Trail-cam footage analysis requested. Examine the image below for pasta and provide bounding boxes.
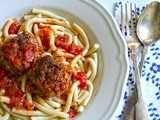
[0,9,99,119]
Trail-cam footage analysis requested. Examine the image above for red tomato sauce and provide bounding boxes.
[0,68,35,110]
[36,23,52,49]
[8,22,21,35]
[76,72,88,90]
[55,35,83,55]
[68,109,77,118]
[39,28,51,49]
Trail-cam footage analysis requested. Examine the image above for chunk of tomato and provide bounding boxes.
[68,109,77,118]
[8,23,21,35]
[55,35,83,55]
[39,28,51,49]
[66,44,83,55]
[76,72,88,89]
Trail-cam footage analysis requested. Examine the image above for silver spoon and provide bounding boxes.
[137,1,160,74]
[135,1,160,120]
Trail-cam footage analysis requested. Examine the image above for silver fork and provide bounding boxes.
[116,2,149,120]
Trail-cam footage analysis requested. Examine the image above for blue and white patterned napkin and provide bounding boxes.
[113,2,160,120]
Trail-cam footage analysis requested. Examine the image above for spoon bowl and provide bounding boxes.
[137,1,160,45]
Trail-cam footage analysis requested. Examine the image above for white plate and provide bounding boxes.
[0,0,129,119]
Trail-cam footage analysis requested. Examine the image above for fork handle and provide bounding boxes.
[131,50,150,120]
[123,87,137,120]
[131,51,142,99]
[135,100,149,120]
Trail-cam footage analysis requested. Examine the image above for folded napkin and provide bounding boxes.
[113,2,160,120]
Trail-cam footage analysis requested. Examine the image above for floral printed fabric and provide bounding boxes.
[113,2,160,120]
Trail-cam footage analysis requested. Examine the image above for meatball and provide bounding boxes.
[0,31,43,75]
[26,55,72,98]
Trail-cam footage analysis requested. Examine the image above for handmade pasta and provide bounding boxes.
[0,9,99,119]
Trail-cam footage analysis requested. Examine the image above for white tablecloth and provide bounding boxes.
[97,0,160,120]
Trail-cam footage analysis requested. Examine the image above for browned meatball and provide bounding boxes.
[0,31,43,75]
[26,55,72,98]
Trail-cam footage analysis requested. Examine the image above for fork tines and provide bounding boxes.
[120,3,137,41]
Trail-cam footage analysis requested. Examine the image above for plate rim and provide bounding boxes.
[83,1,129,119]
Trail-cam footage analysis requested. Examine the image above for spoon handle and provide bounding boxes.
[131,50,150,120]
[135,98,150,120]
[140,45,148,75]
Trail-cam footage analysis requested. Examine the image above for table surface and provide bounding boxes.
[97,0,160,120]
[98,0,155,14]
